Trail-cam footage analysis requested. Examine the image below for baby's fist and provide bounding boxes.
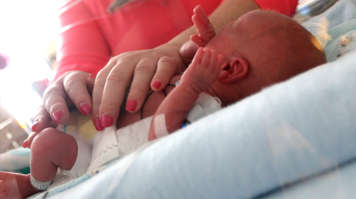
[181,48,225,92]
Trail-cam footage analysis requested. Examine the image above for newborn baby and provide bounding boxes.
[0,7,325,199]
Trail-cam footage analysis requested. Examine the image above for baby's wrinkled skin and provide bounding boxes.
[0,8,325,199]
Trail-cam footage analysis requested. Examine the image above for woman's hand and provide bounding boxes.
[92,43,185,130]
[24,71,93,148]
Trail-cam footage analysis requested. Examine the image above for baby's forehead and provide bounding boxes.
[210,22,246,44]
[205,29,238,54]
[231,11,285,33]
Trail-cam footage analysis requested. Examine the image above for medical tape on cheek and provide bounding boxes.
[153,114,169,138]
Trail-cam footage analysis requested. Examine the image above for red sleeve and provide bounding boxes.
[54,0,111,80]
[254,0,298,16]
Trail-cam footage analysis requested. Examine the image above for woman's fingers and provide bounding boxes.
[126,58,156,112]
[99,61,134,128]
[63,71,93,115]
[30,106,51,133]
[31,71,93,135]
[42,81,70,125]
[93,45,184,130]
[92,59,118,130]
[150,56,179,91]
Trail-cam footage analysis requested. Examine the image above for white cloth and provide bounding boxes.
[187,93,222,123]
[87,93,222,173]
[60,128,92,178]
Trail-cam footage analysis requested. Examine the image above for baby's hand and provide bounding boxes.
[181,47,225,93]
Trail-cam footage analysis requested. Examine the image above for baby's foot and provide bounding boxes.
[181,47,225,92]
[191,5,216,46]
[0,172,39,199]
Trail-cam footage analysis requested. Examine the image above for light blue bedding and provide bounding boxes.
[0,148,30,174]
[267,160,356,198]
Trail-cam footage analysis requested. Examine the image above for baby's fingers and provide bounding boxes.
[190,47,205,66]
[151,56,179,91]
[201,48,211,66]
[99,62,134,128]
[126,58,156,112]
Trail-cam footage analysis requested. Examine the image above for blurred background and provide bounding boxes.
[0,0,60,151]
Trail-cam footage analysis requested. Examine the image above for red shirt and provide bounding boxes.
[56,0,297,80]
[255,0,298,16]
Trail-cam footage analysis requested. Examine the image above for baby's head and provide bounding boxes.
[191,7,326,105]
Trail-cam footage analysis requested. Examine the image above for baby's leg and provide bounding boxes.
[30,127,78,182]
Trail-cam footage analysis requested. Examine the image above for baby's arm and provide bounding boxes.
[148,48,223,140]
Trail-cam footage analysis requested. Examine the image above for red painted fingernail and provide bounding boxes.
[31,122,39,132]
[153,81,162,90]
[53,111,62,124]
[22,140,29,148]
[100,115,114,127]
[93,117,104,131]
[125,100,137,112]
[79,103,91,115]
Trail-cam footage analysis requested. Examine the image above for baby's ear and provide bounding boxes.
[219,56,249,83]
[191,5,216,47]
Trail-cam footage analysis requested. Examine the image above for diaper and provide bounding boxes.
[87,117,152,174]
[29,93,222,191]
[87,93,222,173]
[60,129,92,178]
[58,112,96,178]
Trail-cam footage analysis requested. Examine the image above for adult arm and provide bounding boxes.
[255,0,298,16]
